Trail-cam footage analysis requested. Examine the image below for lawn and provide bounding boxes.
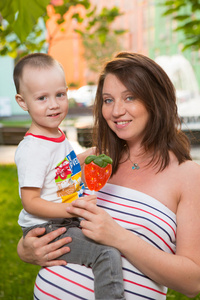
[0,164,40,300]
[0,164,199,299]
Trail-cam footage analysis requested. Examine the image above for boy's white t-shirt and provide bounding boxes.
[15,130,84,227]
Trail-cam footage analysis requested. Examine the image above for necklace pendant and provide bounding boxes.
[132,163,140,170]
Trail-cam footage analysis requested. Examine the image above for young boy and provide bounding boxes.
[14,53,125,299]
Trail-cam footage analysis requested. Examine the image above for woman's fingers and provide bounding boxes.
[41,238,71,267]
[25,226,46,238]
[80,194,97,204]
[20,227,73,266]
[34,227,67,246]
[67,199,98,219]
[37,229,72,266]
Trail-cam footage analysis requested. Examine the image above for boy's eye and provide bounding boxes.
[38,96,47,101]
[57,92,66,98]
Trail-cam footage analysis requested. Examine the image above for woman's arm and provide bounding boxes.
[77,147,96,168]
[17,227,72,266]
[21,187,96,218]
[77,147,96,184]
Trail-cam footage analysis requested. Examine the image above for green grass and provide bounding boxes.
[0,116,31,127]
[0,164,199,299]
[0,164,40,300]
[0,115,76,128]
[0,120,31,127]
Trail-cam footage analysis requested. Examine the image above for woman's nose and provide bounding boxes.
[112,100,126,116]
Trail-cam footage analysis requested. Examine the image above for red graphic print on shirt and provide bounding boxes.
[55,158,71,182]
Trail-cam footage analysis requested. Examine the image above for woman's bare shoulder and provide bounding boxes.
[179,159,200,173]
[177,160,200,187]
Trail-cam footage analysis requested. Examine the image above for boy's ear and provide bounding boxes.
[15,94,28,111]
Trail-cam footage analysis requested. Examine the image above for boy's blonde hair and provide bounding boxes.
[13,53,64,93]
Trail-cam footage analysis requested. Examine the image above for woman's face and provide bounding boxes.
[102,73,149,145]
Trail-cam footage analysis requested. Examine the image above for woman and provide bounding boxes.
[17,52,200,299]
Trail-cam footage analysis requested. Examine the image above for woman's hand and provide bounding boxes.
[17,227,72,267]
[77,147,96,184]
[81,194,97,205]
[66,199,124,247]
[77,147,96,167]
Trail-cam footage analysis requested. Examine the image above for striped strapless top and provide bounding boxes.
[34,183,176,300]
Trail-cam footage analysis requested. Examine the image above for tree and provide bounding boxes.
[0,0,125,59]
[77,6,126,73]
[161,0,200,50]
[82,33,121,73]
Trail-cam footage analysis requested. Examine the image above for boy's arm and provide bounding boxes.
[21,187,79,218]
[21,187,96,218]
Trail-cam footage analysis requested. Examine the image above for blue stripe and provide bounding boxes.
[62,265,94,282]
[98,204,174,243]
[123,267,149,279]
[124,289,159,299]
[96,188,177,226]
[38,272,89,300]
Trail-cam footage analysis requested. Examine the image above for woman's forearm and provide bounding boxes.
[115,228,200,298]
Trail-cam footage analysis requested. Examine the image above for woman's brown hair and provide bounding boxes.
[93,52,192,174]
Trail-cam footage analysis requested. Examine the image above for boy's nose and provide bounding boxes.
[49,97,59,109]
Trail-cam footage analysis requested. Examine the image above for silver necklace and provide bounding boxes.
[129,159,140,170]
[127,147,152,170]
[129,157,148,170]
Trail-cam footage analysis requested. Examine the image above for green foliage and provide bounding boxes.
[0,0,49,57]
[82,33,122,73]
[167,289,200,299]
[0,0,125,60]
[78,6,125,44]
[0,164,40,299]
[0,0,49,42]
[76,5,126,72]
[161,0,200,50]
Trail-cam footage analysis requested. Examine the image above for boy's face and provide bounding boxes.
[15,64,68,136]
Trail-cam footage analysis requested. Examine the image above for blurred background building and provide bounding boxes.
[1,0,200,116]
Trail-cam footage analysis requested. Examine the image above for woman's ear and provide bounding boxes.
[15,94,28,111]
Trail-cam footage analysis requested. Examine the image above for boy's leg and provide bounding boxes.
[58,227,125,300]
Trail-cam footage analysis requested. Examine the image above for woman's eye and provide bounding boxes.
[103,98,113,104]
[126,96,134,101]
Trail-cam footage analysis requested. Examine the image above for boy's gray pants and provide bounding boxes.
[22,218,125,300]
